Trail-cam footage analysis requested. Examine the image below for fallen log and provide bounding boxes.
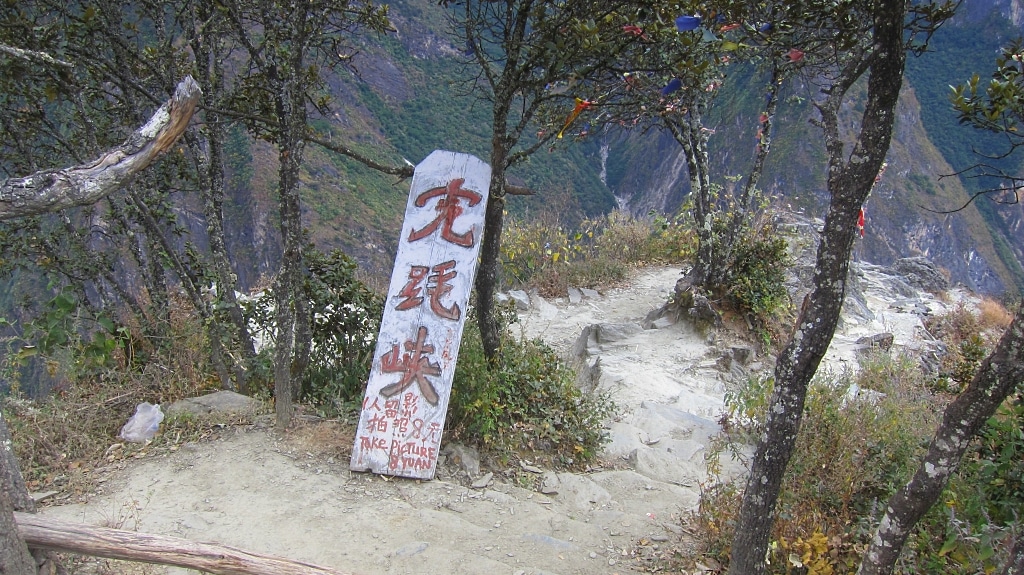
[15,512,353,575]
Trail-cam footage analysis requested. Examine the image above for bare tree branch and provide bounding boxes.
[918,184,1020,214]
[0,43,74,69]
[303,134,414,178]
[503,183,534,196]
[0,76,201,220]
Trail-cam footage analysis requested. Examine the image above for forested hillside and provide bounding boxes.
[3,0,1024,401]
[265,0,1024,293]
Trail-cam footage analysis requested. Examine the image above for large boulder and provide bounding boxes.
[166,390,260,417]
[888,257,950,293]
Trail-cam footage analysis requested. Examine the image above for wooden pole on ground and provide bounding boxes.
[15,512,354,575]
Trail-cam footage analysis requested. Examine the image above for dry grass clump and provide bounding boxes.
[3,301,225,495]
[924,300,1014,393]
[499,210,693,297]
[977,296,1014,332]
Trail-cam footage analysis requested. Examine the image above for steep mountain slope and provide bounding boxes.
[228,0,1024,295]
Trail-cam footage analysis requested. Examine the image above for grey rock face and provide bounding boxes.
[888,257,950,293]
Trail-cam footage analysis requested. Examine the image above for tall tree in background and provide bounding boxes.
[448,0,640,362]
[1,0,403,419]
[217,0,390,427]
[0,70,200,575]
[181,0,259,394]
[589,2,789,293]
[0,0,254,392]
[727,1,956,573]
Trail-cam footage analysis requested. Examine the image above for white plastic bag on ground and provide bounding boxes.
[119,402,164,442]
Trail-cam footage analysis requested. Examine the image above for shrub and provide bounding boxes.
[446,303,615,467]
[896,302,1023,574]
[301,249,383,415]
[926,301,1008,393]
[3,296,222,492]
[695,352,941,573]
[594,210,657,260]
[723,224,791,322]
[242,248,383,417]
[694,297,1024,575]
[646,212,697,262]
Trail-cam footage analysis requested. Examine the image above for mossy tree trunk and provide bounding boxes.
[728,2,909,573]
[0,413,35,575]
[856,304,1024,575]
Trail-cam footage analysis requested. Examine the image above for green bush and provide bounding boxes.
[696,352,941,573]
[646,212,697,262]
[724,225,791,321]
[447,304,615,467]
[301,249,383,415]
[243,248,383,417]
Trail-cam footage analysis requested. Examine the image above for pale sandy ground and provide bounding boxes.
[38,264,951,575]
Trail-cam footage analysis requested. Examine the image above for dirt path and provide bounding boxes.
[37,261,954,575]
[41,267,722,575]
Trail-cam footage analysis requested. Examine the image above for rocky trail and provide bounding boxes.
[38,260,961,575]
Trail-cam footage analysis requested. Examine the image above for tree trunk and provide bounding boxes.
[290,293,311,401]
[0,491,34,575]
[856,305,1024,575]
[1000,529,1024,575]
[475,180,505,363]
[125,191,235,390]
[666,113,713,287]
[272,39,310,428]
[273,138,304,428]
[663,108,721,289]
[727,4,908,574]
[1,414,36,575]
[476,119,510,364]
[188,19,258,394]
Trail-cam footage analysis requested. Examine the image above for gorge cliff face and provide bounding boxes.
[597,80,1014,295]
[212,0,1024,297]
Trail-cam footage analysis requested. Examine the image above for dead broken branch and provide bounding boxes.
[0,76,201,220]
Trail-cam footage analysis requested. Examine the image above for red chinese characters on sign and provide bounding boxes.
[357,391,443,471]
[408,178,483,247]
[394,260,461,320]
[351,151,490,479]
[379,325,441,405]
